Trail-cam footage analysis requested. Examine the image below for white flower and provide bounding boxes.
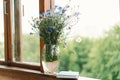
[76,37,82,43]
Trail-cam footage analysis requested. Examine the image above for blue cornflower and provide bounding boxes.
[67,15,71,18]
[55,12,59,16]
[50,26,55,30]
[46,12,50,16]
[60,13,63,16]
[39,12,44,17]
[48,26,55,32]
[46,9,52,16]
[39,33,42,37]
[30,32,33,35]
[62,9,66,13]
[75,12,80,16]
[55,5,58,8]
[58,6,62,10]
[36,20,39,25]
[68,26,71,29]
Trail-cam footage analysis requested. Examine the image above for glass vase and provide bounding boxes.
[42,44,60,74]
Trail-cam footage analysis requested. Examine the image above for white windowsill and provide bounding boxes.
[78,76,100,80]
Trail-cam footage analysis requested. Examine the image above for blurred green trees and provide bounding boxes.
[59,37,92,72]
[59,25,120,80]
[0,42,4,59]
[22,34,40,63]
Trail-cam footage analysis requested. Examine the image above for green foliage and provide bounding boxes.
[81,25,120,80]
[59,38,92,72]
[0,42,4,59]
[59,25,120,80]
[43,44,59,62]
[22,34,40,62]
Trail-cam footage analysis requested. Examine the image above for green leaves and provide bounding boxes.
[59,25,120,80]
[43,44,59,62]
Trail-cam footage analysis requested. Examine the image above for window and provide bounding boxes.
[0,0,53,71]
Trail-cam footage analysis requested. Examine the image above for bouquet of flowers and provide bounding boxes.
[31,4,80,62]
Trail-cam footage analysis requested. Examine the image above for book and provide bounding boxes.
[56,71,79,79]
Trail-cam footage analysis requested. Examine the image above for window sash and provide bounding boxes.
[0,0,54,72]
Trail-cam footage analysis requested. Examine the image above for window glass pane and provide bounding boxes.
[12,0,40,65]
[21,0,40,64]
[0,0,4,61]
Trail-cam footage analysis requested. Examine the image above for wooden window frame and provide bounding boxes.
[0,0,54,72]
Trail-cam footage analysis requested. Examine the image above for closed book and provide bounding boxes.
[57,71,79,79]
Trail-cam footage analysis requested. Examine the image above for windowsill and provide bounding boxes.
[0,65,100,80]
[0,65,41,80]
[78,77,100,80]
[0,65,57,79]
[0,65,55,76]
[0,65,40,74]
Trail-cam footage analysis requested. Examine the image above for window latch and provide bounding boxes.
[3,1,7,14]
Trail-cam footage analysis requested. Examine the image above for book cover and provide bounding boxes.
[56,71,79,79]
